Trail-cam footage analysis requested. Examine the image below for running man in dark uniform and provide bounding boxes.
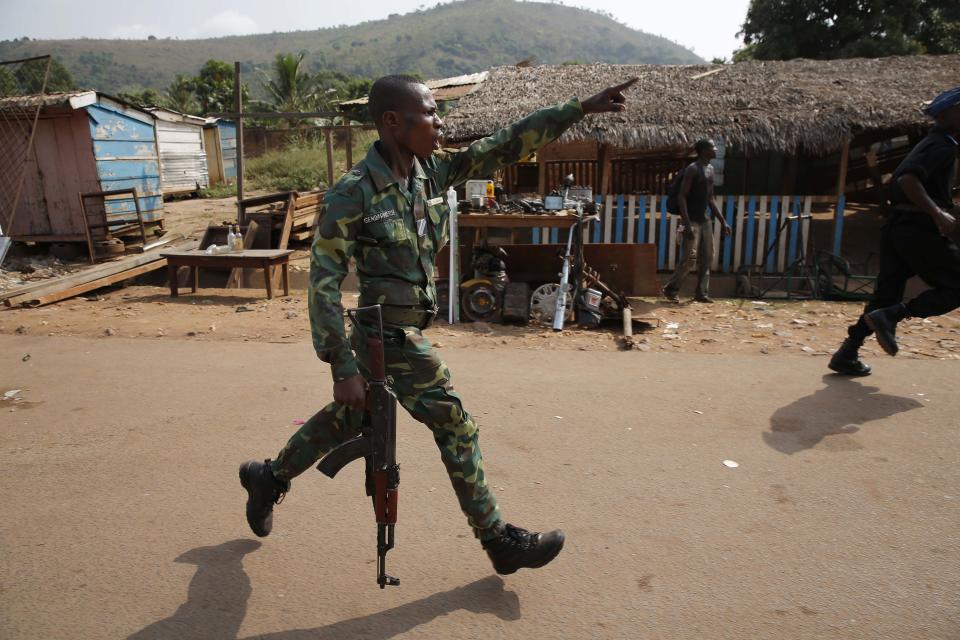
[829,87,960,376]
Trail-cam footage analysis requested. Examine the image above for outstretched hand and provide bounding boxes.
[581,77,639,114]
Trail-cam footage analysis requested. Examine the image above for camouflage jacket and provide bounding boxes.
[310,98,585,380]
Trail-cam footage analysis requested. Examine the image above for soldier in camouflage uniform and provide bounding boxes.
[241,74,638,575]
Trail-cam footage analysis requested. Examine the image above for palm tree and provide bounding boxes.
[261,52,317,126]
[165,75,197,114]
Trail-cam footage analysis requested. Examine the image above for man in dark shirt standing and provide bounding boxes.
[662,139,731,303]
[830,87,960,376]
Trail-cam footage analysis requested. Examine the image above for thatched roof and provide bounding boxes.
[338,71,488,109]
[442,56,960,155]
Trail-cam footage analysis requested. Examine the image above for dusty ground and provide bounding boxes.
[0,332,957,639]
[2,285,960,362]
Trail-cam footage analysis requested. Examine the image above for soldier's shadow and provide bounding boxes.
[127,538,521,640]
[248,574,521,640]
[127,538,261,640]
[763,374,923,455]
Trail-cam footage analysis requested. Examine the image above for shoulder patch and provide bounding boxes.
[330,165,367,196]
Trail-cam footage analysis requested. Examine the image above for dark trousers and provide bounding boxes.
[848,211,960,344]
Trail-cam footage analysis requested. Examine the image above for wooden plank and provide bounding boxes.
[744,196,757,266]
[626,195,636,244]
[270,196,295,290]
[603,196,613,243]
[290,228,314,242]
[802,196,812,261]
[711,216,721,272]
[2,247,187,305]
[722,195,735,273]
[766,195,780,273]
[648,196,657,248]
[733,195,745,271]
[657,198,668,270]
[614,195,625,243]
[345,127,353,170]
[136,232,184,253]
[324,129,334,187]
[777,195,790,272]
[755,196,768,268]
[635,195,646,243]
[9,259,169,307]
[667,214,678,270]
[293,191,323,208]
[833,196,846,255]
[598,143,612,196]
[832,139,851,254]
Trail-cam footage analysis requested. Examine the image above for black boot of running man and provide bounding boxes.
[864,302,909,356]
[482,522,565,575]
[239,459,289,537]
[828,338,872,376]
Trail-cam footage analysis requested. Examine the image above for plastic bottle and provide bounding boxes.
[233,225,243,252]
[226,226,236,252]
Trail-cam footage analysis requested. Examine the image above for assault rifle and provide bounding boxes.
[316,304,400,589]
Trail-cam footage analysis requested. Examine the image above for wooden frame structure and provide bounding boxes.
[78,187,148,264]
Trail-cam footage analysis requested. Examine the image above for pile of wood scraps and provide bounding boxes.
[1,235,197,307]
[288,190,324,243]
[239,189,324,249]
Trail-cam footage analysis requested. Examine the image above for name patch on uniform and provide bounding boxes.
[426,196,444,206]
[363,209,398,224]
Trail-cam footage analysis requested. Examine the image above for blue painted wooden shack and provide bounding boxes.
[0,91,163,242]
[202,118,237,185]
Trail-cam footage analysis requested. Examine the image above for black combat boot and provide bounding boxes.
[661,286,680,303]
[482,523,565,575]
[828,338,871,376]
[239,459,289,537]
[864,303,908,356]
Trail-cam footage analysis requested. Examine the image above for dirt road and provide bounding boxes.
[1,332,957,639]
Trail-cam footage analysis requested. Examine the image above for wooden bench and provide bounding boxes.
[161,249,294,299]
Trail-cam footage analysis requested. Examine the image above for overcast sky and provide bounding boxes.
[0,0,752,61]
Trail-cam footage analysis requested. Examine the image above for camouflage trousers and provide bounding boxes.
[271,324,502,538]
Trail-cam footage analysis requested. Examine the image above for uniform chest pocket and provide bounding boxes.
[363,216,408,245]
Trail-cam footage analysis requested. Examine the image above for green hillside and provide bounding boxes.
[0,0,701,95]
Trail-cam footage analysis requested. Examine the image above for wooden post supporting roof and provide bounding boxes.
[234,62,245,224]
[324,129,334,187]
[537,154,547,195]
[598,143,612,196]
[832,138,851,254]
[345,126,353,170]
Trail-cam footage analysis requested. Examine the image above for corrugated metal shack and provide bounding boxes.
[202,118,237,186]
[146,107,209,195]
[0,91,163,242]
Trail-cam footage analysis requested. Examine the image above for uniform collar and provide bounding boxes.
[931,125,959,147]
[364,142,428,193]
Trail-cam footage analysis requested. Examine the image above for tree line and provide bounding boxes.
[118,55,374,123]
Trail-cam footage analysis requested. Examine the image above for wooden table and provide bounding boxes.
[457,213,581,244]
[161,249,294,299]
